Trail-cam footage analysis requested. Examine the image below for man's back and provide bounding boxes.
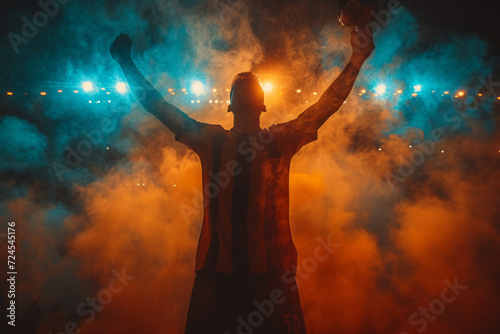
[175,116,318,274]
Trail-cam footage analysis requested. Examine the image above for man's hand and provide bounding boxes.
[110,33,133,65]
[350,27,375,62]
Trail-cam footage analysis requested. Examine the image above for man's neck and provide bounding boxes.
[232,114,261,134]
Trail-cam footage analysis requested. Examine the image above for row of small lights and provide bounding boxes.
[377,146,449,153]
[5,82,500,101]
[5,81,127,96]
[364,84,500,100]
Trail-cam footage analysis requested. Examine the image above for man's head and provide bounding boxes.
[228,72,266,116]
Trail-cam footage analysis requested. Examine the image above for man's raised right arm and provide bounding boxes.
[110,34,190,135]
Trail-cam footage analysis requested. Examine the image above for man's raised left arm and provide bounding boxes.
[297,27,375,130]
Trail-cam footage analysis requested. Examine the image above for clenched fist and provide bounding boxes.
[110,33,133,65]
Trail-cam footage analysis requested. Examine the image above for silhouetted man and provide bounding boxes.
[110,27,374,333]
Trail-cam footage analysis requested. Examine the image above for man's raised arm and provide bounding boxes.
[110,34,191,135]
[297,28,375,130]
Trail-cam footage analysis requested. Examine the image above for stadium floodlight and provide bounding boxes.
[82,81,94,92]
[375,84,387,95]
[116,82,127,94]
[191,81,204,96]
[262,82,273,93]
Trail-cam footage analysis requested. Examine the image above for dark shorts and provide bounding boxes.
[185,270,306,334]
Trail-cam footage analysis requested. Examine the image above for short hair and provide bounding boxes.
[230,72,263,100]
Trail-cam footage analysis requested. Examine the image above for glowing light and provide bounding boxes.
[414,84,422,92]
[215,100,219,103]
[378,148,382,151]
[296,89,302,93]
[478,93,483,97]
[212,88,217,92]
[441,150,445,153]
[40,92,47,96]
[82,81,94,92]
[191,100,195,103]
[361,89,366,94]
[108,100,111,103]
[168,88,173,92]
[181,88,186,92]
[88,100,92,103]
[375,85,386,94]
[412,93,418,97]
[457,91,465,97]
[106,147,109,150]
[171,92,175,95]
[116,82,127,94]
[196,100,200,103]
[101,87,105,91]
[409,145,412,148]
[57,90,63,93]
[262,82,273,93]
[7,92,13,95]
[497,96,500,100]
[209,100,213,103]
[313,92,318,95]
[226,100,230,104]
[191,81,204,95]
[444,91,449,95]
[106,92,110,95]
[73,90,79,93]
[226,88,230,92]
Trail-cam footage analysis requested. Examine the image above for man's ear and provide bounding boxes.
[262,105,267,113]
[227,105,232,113]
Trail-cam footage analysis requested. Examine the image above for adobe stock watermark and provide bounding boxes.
[385,74,500,192]
[282,234,340,291]
[225,235,340,334]
[48,267,135,334]
[399,277,467,334]
[7,0,71,54]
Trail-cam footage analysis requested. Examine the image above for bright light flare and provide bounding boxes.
[457,91,465,97]
[262,82,273,93]
[414,84,422,92]
[191,81,204,95]
[82,81,94,92]
[375,84,387,95]
[116,82,127,94]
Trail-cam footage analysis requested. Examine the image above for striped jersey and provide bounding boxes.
[175,114,318,274]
